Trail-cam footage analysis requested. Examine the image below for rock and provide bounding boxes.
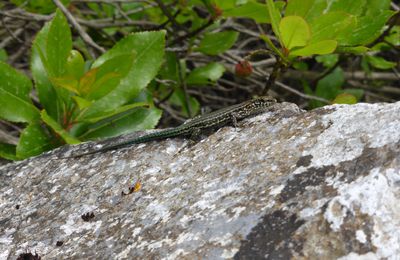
[1,101,400,259]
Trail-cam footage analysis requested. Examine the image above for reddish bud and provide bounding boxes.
[212,5,223,19]
[235,60,253,77]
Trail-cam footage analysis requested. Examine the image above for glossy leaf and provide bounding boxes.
[290,40,337,57]
[65,50,85,80]
[266,0,281,40]
[223,2,270,23]
[309,12,356,44]
[51,76,79,94]
[0,61,40,123]
[339,88,364,101]
[342,11,394,46]
[72,96,93,110]
[83,53,135,100]
[333,93,357,104]
[0,49,7,61]
[315,54,339,68]
[186,62,225,85]
[285,0,327,22]
[16,123,56,159]
[279,16,310,50]
[366,55,396,70]
[196,31,239,55]
[365,0,391,15]
[81,102,149,123]
[336,46,369,54]
[0,143,18,161]
[41,110,80,144]
[31,21,61,120]
[46,9,72,77]
[213,0,236,9]
[10,0,70,14]
[315,67,344,101]
[81,31,165,120]
[81,107,162,140]
[327,0,366,16]
[169,89,200,117]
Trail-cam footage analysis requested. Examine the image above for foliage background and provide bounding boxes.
[0,0,399,161]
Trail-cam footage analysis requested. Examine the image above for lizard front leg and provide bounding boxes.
[189,127,202,141]
[230,113,238,128]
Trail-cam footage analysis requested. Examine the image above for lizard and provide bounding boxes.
[63,96,277,158]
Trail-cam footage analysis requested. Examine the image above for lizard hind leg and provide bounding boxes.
[189,127,202,142]
[230,113,238,128]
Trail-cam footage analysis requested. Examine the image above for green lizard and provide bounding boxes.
[65,96,276,158]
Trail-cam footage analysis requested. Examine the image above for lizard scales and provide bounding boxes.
[67,96,276,158]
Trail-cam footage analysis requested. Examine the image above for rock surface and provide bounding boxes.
[1,101,400,259]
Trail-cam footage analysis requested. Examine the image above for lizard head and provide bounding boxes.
[235,96,277,119]
[253,96,277,108]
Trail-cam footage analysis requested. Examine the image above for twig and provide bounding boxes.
[154,0,183,31]
[275,81,330,104]
[177,59,193,117]
[169,18,214,46]
[0,27,24,48]
[52,0,105,58]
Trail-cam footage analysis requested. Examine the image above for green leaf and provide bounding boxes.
[186,62,225,85]
[279,16,310,50]
[41,110,80,144]
[0,49,8,61]
[83,53,135,100]
[31,21,61,120]
[315,54,339,68]
[51,76,79,94]
[0,61,40,123]
[169,90,200,117]
[327,0,366,16]
[213,0,236,10]
[339,88,364,101]
[10,0,70,14]
[81,31,165,120]
[290,40,337,57]
[80,107,162,140]
[333,93,357,104]
[309,12,356,44]
[159,51,179,82]
[0,143,18,161]
[285,0,327,23]
[196,31,239,55]
[266,0,281,40]
[46,9,72,77]
[336,46,369,54]
[315,67,344,101]
[385,26,400,46]
[65,50,85,80]
[223,2,270,23]
[366,55,396,70]
[81,102,149,123]
[342,11,394,46]
[72,96,93,110]
[16,123,56,159]
[365,0,391,15]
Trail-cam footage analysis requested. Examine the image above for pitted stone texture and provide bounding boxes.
[1,101,400,259]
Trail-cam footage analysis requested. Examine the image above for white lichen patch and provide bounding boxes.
[356,230,367,244]
[324,168,400,258]
[308,103,400,167]
[338,252,379,260]
[269,185,285,196]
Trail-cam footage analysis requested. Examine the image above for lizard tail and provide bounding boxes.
[63,128,184,158]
